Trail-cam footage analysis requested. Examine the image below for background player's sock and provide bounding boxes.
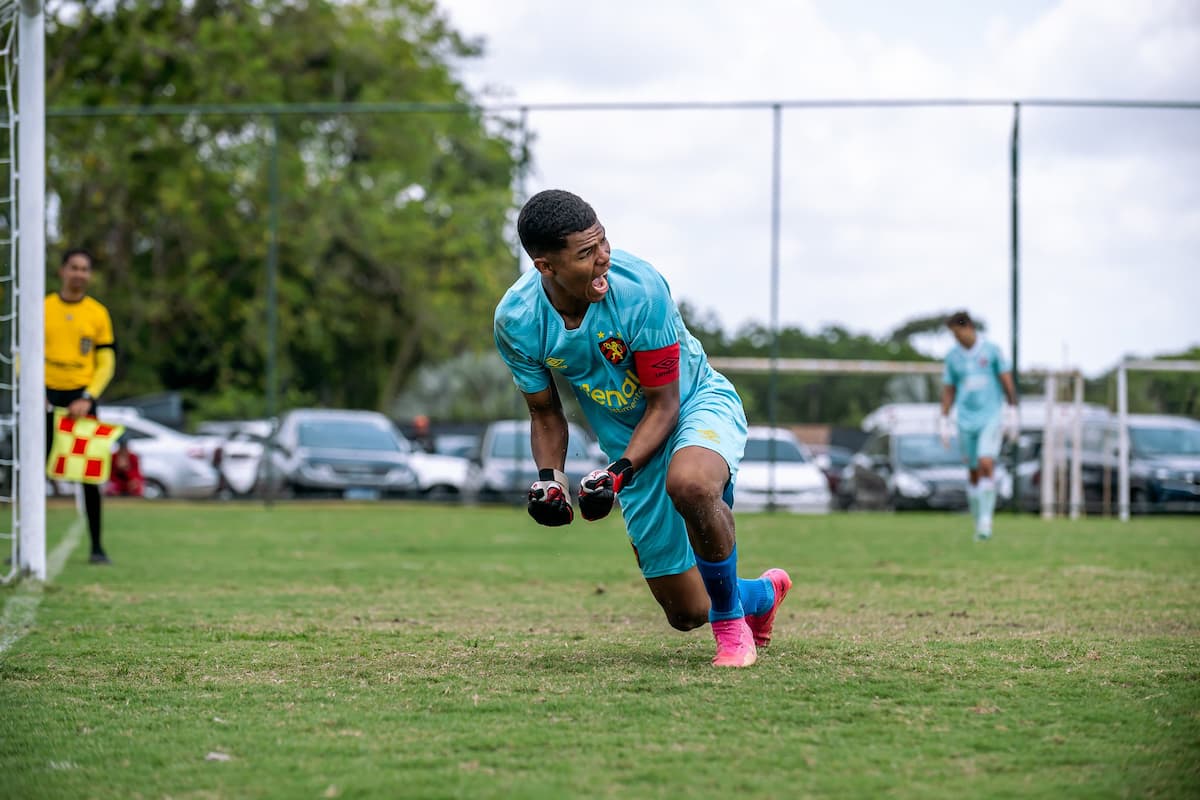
[967,485,980,527]
[978,477,996,535]
[738,575,775,617]
[696,545,746,622]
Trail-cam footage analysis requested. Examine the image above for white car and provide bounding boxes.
[196,420,274,497]
[735,426,832,513]
[100,406,223,499]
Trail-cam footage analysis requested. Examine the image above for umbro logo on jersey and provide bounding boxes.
[651,356,678,372]
[545,357,568,369]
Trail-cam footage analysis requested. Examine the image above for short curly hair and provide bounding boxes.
[517,189,598,258]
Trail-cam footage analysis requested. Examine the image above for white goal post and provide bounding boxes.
[707,357,1085,518]
[1116,358,1200,522]
[0,0,45,584]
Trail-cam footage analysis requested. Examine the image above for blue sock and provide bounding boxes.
[738,576,775,617]
[696,545,746,622]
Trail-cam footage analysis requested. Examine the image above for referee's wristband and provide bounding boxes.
[80,391,94,401]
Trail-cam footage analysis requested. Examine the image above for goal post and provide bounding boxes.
[708,357,1085,518]
[0,0,45,583]
[17,0,45,580]
[1116,358,1200,522]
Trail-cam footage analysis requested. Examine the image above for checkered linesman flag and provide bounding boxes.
[46,408,125,484]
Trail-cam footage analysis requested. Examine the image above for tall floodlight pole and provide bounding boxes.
[516,107,529,275]
[1008,102,1021,513]
[262,115,280,507]
[767,104,782,509]
[17,0,46,580]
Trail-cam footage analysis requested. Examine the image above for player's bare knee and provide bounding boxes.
[665,473,718,511]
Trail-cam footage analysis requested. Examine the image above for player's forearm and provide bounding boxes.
[1000,372,1018,405]
[939,385,955,416]
[85,347,115,398]
[620,396,679,472]
[529,410,570,471]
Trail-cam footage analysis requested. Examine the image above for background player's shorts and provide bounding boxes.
[957,415,1002,469]
[615,378,747,579]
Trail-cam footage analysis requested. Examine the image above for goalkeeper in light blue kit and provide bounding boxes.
[939,311,1019,540]
[494,189,791,668]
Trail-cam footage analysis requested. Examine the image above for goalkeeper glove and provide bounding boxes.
[578,458,634,522]
[527,468,574,527]
[938,415,953,449]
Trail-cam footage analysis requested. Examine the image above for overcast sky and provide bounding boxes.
[438,0,1199,377]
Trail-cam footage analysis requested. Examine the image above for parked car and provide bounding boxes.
[432,432,483,460]
[406,440,480,502]
[257,409,477,501]
[1009,412,1200,515]
[734,427,831,513]
[476,419,605,503]
[1125,414,1200,512]
[839,426,1012,511]
[809,443,855,495]
[217,430,270,497]
[100,406,223,499]
[257,408,419,499]
[197,419,275,497]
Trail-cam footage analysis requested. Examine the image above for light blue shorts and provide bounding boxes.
[958,416,1002,469]
[615,380,748,579]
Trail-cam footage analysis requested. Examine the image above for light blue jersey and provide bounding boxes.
[943,337,1010,433]
[495,249,748,579]
[494,249,736,458]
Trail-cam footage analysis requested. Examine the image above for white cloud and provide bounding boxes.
[438,0,1200,375]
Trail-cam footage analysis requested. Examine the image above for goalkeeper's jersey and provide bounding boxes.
[494,249,734,458]
[942,337,1010,432]
[44,293,115,391]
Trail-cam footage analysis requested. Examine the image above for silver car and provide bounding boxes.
[100,406,223,499]
[476,419,606,503]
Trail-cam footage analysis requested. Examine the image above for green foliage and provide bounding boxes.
[1122,345,1200,417]
[679,303,941,425]
[46,0,521,413]
[1079,345,1200,419]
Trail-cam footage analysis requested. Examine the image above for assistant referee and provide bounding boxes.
[45,248,117,564]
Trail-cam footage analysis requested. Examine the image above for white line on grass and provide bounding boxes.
[0,517,85,657]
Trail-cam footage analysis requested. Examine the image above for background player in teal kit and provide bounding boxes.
[494,189,791,668]
[939,311,1019,540]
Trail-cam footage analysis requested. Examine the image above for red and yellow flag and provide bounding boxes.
[46,408,125,485]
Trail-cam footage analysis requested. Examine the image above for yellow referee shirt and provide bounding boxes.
[44,293,115,391]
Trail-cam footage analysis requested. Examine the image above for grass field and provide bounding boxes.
[1,501,1198,799]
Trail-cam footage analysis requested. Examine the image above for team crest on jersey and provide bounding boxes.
[80,338,93,356]
[545,357,568,370]
[978,357,989,367]
[598,337,628,365]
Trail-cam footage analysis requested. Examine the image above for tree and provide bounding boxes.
[689,319,940,426]
[45,0,521,418]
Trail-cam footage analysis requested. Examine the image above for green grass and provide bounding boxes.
[2,501,1198,799]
